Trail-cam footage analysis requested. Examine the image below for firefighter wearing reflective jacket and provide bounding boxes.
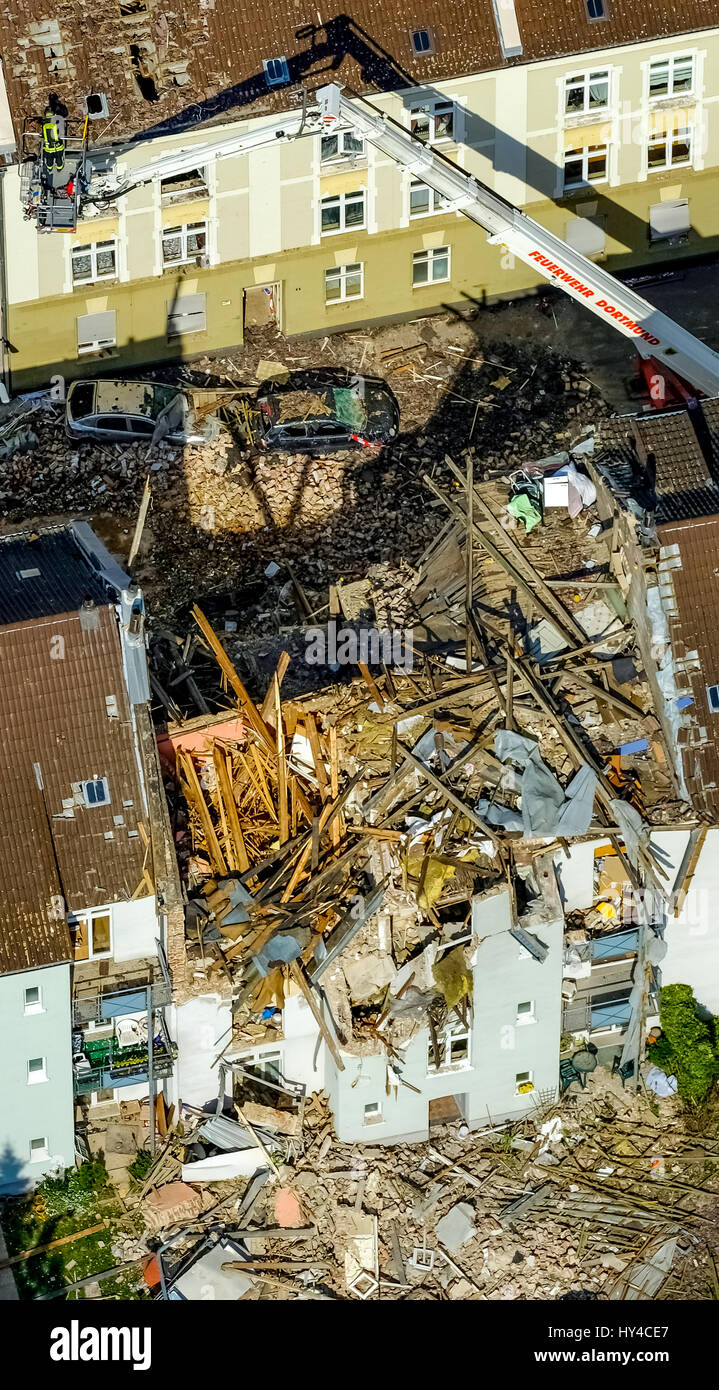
[42,107,65,172]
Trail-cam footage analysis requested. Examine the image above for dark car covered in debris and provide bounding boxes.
[249,370,400,452]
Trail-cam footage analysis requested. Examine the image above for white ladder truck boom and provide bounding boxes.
[23,81,719,399]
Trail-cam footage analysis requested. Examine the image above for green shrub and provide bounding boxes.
[650,983,719,1105]
[128,1149,154,1183]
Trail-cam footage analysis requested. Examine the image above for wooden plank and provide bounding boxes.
[552,669,648,719]
[399,743,501,846]
[213,744,251,873]
[305,713,329,798]
[192,604,274,748]
[179,751,228,875]
[0,1222,108,1270]
[329,723,341,849]
[424,473,583,648]
[673,826,708,917]
[260,650,291,722]
[247,746,278,821]
[289,962,345,1071]
[465,453,474,673]
[357,661,386,711]
[275,676,289,844]
[128,472,152,569]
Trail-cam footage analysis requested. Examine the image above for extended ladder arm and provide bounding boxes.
[318,86,719,398]
[84,81,719,398]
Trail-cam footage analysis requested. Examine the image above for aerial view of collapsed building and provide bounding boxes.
[1,0,719,1318]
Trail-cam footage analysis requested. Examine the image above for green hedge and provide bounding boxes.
[649,983,719,1105]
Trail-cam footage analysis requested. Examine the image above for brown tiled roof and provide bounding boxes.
[595,411,719,523]
[0,597,146,975]
[2,0,718,140]
[656,512,719,814]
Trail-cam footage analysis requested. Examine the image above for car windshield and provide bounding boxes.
[264,385,367,431]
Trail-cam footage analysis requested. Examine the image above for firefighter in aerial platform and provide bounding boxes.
[41,104,66,176]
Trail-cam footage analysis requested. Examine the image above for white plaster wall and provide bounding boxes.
[172,994,232,1108]
[112,895,160,962]
[326,889,563,1145]
[0,963,75,1193]
[554,840,599,912]
[653,828,719,1013]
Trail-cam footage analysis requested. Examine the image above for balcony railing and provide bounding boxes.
[73,1050,175,1095]
[72,939,172,1025]
[73,1009,177,1095]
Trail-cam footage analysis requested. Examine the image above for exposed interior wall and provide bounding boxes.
[325,889,563,1145]
[652,828,719,1013]
[172,993,232,1109]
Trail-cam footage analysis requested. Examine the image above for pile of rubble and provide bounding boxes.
[0,314,609,636]
[117,1075,719,1301]
[156,445,694,1095]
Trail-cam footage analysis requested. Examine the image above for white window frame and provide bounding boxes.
[648,54,695,101]
[320,129,365,164]
[412,245,451,287]
[516,1000,536,1026]
[707,684,719,713]
[71,909,113,961]
[363,1101,383,1126]
[30,1137,49,1162]
[564,69,610,116]
[428,1020,471,1073]
[410,99,455,144]
[320,191,366,236]
[409,180,448,219]
[161,219,208,267]
[563,144,609,190]
[410,27,435,56]
[24,985,43,1015]
[515,1070,535,1095]
[27,1056,48,1085]
[160,167,208,202]
[325,262,364,303]
[236,1047,283,1084]
[585,0,608,20]
[646,126,693,173]
[83,777,110,808]
[71,238,118,286]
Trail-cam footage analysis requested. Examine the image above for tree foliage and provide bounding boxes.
[649,983,719,1105]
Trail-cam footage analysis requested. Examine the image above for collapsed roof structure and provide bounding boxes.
[152,406,719,1147]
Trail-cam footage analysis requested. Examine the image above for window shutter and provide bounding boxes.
[77,310,116,349]
[649,199,690,239]
[167,293,206,337]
